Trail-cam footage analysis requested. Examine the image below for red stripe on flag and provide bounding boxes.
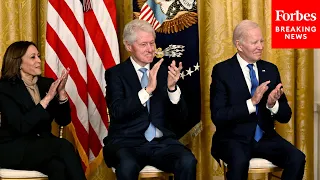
[146,13,154,22]
[151,17,156,26]
[140,4,148,14]
[141,8,152,20]
[49,0,86,54]
[69,99,89,155]
[44,63,58,80]
[84,10,116,69]
[46,24,88,106]
[87,68,109,127]
[103,0,117,31]
[89,124,103,156]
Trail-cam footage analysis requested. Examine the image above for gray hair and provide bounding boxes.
[123,19,156,45]
[232,20,260,46]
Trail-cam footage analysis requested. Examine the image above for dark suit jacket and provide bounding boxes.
[210,54,292,162]
[0,76,71,167]
[103,59,188,167]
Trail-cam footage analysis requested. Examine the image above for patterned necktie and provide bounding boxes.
[139,68,156,141]
[247,64,263,142]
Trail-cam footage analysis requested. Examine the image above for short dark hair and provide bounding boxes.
[1,41,37,80]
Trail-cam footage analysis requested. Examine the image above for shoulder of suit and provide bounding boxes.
[0,78,21,96]
[212,57,234,71]
[258,60,278,69]
[0,78,21,90]
[105,60,132,79]
[106,61,125,73]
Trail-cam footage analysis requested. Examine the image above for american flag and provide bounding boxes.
[139,0,167,30]
[45,0,120,174]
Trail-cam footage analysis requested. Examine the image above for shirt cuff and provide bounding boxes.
[58,97,68,104]
[138,88,151,106]
[246,99,256,114]
[168,85,181,104]
[266,100,279,114]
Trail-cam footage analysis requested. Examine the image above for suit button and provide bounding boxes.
[37,134,40,136]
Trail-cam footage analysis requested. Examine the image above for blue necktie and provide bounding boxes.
[247,64,263,142]
[139,68,156,141]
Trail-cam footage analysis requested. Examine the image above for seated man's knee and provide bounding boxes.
[176,153,197,170]
[45,158,67,178]
[228,156,249,172]
[290,148,306,165]
[116,158,140,179]
[59,138,75,152]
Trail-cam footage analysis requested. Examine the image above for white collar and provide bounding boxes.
[130,57,150,72]
[236,53,257,69]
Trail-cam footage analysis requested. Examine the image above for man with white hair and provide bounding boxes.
[103,19,197,180]
[210,20,305,180]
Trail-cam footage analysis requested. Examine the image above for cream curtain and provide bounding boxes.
[0,0,314,179]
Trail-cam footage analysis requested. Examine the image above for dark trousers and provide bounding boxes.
[112,138,197,180]
[219,134,305,180]
[18,136,86,180]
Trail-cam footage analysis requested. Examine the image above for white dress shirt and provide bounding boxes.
[236,54,279,114]
[130,58,181,137]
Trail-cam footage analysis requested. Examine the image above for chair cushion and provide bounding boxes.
[224,158,277,169]
[140,165,163,172]
[112,165,163,173]
[0,168,48,178]
[249,158,277,168]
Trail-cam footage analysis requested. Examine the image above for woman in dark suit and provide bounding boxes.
[0,41,86,180]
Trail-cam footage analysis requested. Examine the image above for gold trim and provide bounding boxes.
[134,11,198,34]
[67,123,90,176]
[134,0,198,34]
[139,172,173,179]
[157,12,198,34]
[179,122,202,145]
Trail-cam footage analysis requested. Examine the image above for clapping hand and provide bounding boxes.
[267,83,283,108]
[40,68,70,109]
[57,68,70,100]
[167,60,183,91]
[145,59,164,94]
[251,80,270,105]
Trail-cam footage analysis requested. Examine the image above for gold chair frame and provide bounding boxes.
[139,171,174,179]
[112,166,174,180]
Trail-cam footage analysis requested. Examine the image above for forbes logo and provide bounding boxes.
[275,10,317,21]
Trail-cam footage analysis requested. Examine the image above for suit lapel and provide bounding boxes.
[257,61,268,85]
[122,59,143,93]
[4,80,36,111]
[230,55,252,97]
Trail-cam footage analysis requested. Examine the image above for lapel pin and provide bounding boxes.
[262,69,266,72]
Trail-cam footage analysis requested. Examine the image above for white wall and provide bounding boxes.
[314,49,320,180]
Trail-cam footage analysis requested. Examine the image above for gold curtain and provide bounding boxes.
[197,0,314,179]
[0,0,47,70]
